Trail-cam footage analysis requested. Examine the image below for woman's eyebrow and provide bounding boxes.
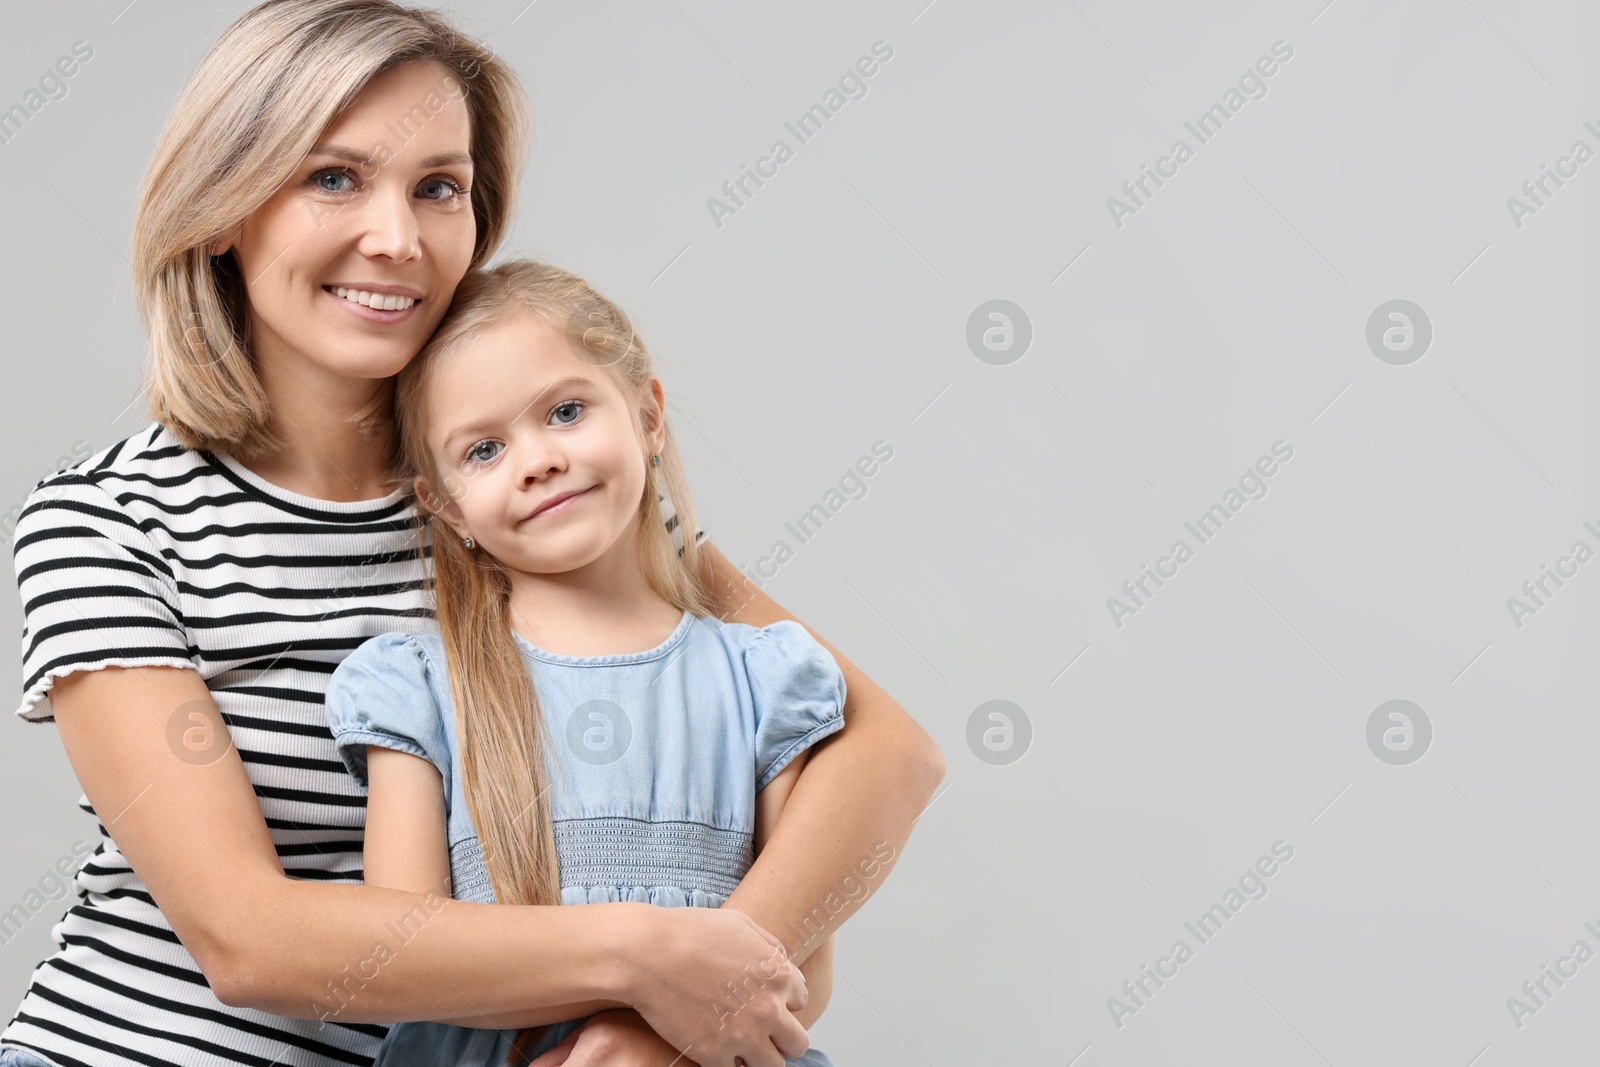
[308,143,472,168]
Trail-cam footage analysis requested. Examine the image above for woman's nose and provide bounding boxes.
[356,187,421,261]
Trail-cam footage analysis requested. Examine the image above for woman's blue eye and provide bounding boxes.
[465,440,501,465]
[551,400,584,426]
[420,177,465,201]
[312,169,356,193]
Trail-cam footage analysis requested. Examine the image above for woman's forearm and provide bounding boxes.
[722,661,940,963]
[793,935,833,1027]
[700,544,946,964]
[223,878,639,1025]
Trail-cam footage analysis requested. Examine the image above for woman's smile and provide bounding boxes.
[323,283,424,323]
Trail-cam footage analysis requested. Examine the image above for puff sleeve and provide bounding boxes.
[12,474,195,723]
[744,620,846,791]
[323,632,450,789]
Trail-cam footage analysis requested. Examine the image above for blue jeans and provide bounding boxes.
[0,1047,58,1067]
[372,1020,836,1066]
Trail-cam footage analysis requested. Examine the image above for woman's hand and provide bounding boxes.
[526,1008,703,1067]
[626,904,809,1067]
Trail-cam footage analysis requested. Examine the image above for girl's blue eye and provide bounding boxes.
[465,440,501,465]
[312,168,357,193]
[552,400,584,426]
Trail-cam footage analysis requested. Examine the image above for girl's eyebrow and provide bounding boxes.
[441,375,600,452]
[308,143,473,169]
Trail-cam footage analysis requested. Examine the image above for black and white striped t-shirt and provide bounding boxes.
[2,422,705,1067]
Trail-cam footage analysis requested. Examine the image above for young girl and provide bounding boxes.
[323,260,846,1066]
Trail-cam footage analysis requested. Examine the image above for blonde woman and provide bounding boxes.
[1,3,943,1067]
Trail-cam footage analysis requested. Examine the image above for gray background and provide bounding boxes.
[2,0,1596,1062]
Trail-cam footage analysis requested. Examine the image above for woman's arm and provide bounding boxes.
[698,543,946,964]
[48,664,809,1067]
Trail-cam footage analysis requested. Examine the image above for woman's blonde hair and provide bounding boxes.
[393,260,714,1062]
[131,0,530,460]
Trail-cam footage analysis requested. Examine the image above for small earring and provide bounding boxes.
[463,537,475,549]
[650,454,661,467]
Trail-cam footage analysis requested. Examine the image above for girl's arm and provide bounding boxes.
[361,745,619,1026]
[47,664,809,1067]
[698,543,946,963]
[751,749,832,1027]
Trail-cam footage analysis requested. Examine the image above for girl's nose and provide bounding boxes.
[518,438,567,485]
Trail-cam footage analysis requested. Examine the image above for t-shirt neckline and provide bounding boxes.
[206,447,411,515]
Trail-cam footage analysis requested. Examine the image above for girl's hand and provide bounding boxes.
[626,905,809,1067]
[525,1008,702,1067]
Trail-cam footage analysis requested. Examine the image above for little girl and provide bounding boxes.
[323,260,842,1066]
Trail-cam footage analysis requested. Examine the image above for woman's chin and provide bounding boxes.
[319,341,428,381]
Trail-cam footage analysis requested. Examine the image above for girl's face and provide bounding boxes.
[215,60,476,383]
[421,309,667,579]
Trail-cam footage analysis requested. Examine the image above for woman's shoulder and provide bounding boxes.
[8,423,219,562]
[28,422,204,499]
[12,422,223,538]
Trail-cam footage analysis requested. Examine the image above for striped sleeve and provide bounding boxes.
[12,472,196,722]
[657,489,708,554]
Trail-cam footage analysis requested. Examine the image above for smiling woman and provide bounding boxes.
[133,4,525,474]
[206,59,478,436]
[3,2,944,1066]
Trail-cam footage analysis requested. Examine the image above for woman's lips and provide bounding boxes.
[323,285,421,323]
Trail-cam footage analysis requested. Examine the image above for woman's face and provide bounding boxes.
[419,309,667,580]
[216,60,476,383]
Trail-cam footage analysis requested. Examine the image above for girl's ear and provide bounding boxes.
[643,377,667,456]
[414,474,471,540]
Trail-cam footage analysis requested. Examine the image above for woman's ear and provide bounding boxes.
[414,474,471,541]
[208,222,242,258]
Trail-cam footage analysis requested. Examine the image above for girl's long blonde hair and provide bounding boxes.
[132,0,530,460]
[393,261,715,1062]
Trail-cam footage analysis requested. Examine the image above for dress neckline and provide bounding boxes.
[510,609,697,666]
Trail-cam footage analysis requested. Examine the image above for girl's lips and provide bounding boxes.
[323,285,421,324]
[525,487,593,521]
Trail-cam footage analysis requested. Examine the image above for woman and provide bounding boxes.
[1,3,943,1066]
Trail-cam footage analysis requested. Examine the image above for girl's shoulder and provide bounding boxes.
[695,614,822,659]
[689,617,846,791]
[323,629,453,784]
[333,628,447,686]
[692,616,843,706]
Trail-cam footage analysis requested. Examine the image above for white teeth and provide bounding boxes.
[332,287,417,311]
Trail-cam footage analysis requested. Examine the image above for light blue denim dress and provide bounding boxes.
[324,611,844,1066]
